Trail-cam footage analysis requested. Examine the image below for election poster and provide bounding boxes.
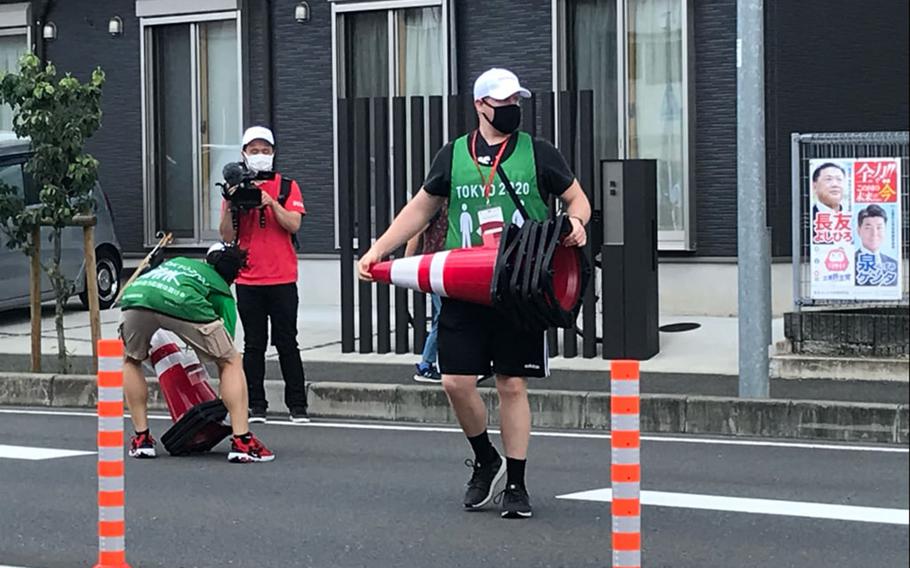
[809,158,902,300]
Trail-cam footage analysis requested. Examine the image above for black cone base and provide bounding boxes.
[491,215,591,331]
[161,399,233,456]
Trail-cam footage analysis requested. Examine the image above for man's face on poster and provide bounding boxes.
[813,166,845,209]
[859,215,886,253]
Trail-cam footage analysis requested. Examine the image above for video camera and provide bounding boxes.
[218,162,262,211]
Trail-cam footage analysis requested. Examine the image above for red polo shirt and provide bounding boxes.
[225,173,306,286]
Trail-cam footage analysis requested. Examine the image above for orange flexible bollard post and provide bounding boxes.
[93,339,132,568]
[611,360,641,568]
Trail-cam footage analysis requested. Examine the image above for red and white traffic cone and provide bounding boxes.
[150,330,219,422]
[369,213,504,306]
[150,330,232,456]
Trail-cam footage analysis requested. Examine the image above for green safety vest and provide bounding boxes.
[119,257,238,338]
[445,131,548,250]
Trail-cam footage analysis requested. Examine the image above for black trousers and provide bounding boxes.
[236,283,307,411]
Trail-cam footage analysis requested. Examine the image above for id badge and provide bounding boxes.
[477,206,504,227]
[477,206,504,247]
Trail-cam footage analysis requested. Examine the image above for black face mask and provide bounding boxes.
[483,102,521,135]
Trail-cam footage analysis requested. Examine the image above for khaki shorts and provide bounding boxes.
[119,309,238,364]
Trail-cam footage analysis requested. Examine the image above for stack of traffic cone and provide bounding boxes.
[369,214,589,330]
[151,330,232,456]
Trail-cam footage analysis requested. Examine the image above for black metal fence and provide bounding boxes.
[339,91,600,358]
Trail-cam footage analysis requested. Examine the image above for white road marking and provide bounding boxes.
[0,444,94,461]
[0,407,907,453]
[556,488,910,526]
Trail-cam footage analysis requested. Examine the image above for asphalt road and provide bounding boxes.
[0,407,907,568]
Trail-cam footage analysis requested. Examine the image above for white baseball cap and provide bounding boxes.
[242,126,275,148]
[473,68,531,101]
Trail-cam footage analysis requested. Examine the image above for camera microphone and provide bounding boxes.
[222,162,248,187]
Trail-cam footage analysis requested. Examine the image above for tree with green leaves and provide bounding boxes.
[0,52,105,372]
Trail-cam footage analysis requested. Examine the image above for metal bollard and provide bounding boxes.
[611,360,641,568]
[93,339,132,568]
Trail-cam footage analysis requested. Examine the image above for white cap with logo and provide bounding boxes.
[242,126,275,148]
[473,68,532,101]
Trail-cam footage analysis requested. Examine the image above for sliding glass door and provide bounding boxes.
[143,13,242,245]
[558,0,692,249]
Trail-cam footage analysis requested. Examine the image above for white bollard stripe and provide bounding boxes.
[610,448,640,465]
[98,417,123,432]
[98,477,124,492]
[611,380,639,396]
[97,387,123,403]
[611,414,640,431]
[98,357,122,373]
[613,549,641,567]
[612,482,640,499]
[99,506,125,522]
[389,255,422,289]
[98,446,123,462]
[99,536,125,552]
[429,251,450,296]
[612,515,641,533]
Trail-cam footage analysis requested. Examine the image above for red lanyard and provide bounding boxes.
[470,130,510,201]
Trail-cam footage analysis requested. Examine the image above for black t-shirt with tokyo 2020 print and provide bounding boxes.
[421,131,576,200]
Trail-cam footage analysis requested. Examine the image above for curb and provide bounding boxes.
[0,373,906,445]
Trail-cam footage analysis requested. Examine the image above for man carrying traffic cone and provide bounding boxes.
[359,68,590,519]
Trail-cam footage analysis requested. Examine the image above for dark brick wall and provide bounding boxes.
[267,0,335,253]
[43,0,145,253]
[455,0,553,97]
[692,0,737,256]
[765,0,910,256]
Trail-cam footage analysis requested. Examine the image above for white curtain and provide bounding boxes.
[201,20,240,233]
[628,0,684,231]
[401,7,443,96]
[0,34,27,131]
[569,0,619,162]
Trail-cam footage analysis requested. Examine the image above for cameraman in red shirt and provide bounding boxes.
[220,126,309,424]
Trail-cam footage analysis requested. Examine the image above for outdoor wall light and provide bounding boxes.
[42,21,57,41]
[295,1,311,23]
[108,16,123,37]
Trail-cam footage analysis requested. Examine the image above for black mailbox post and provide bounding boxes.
[600,159,660,360]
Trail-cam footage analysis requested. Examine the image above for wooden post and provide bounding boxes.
[30,227,41,373]
[83,224,101,369]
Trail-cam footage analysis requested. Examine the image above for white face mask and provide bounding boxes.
[244,152,274,173]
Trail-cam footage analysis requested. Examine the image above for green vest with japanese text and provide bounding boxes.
[119,257,238,337]
[445,131,548,250]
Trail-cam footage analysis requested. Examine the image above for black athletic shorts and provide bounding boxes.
[437,297,548,378]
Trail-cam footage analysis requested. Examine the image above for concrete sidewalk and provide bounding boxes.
[1,300,907,405]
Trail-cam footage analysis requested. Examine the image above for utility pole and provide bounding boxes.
[737,0,771,398]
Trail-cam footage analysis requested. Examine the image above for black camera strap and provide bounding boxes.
[279,176,301,250]
[495,162,531,223]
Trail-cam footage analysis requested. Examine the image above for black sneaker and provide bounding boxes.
[289,407,310,424]
[496,483,533,519]
[249,408,267,424]
[413,362,442,383]
[462,454,505,509]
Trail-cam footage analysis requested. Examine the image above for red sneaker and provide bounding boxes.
[128,431,157,459]
[228,433,275,463]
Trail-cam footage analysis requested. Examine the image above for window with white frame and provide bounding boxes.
[332,0,453,245]
[335,1,448,100]
[141,11,242,245]
[556,0,693,250]
[0,2,31,131]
